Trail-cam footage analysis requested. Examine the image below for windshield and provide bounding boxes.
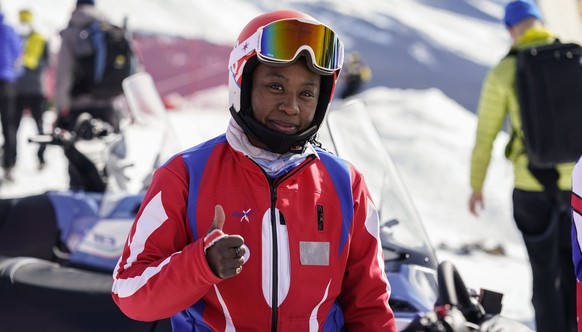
[319,100,436,267]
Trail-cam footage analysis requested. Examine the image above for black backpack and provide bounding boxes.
[72,20,134,98]
[509,40,582,168]
[508,40,582,202]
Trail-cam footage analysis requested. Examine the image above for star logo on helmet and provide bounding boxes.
[242,42,249,52]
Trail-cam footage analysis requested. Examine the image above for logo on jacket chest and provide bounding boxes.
[232,209,253,223]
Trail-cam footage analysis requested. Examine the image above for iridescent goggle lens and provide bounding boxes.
[257,19,343,75]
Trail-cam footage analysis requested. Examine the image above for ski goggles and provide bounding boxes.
[229,18,344,75]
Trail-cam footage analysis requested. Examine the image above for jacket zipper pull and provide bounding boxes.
[317,205,324,231]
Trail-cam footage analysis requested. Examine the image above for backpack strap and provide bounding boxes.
[506,48,518,57]
[86,21,107,84]
[527,165,565,207]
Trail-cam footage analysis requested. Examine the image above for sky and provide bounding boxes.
[1,0,559,329]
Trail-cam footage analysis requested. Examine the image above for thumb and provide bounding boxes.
[212,205,225,231]
[204,205,227,253]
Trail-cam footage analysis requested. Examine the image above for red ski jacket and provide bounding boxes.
[112,135,395,331]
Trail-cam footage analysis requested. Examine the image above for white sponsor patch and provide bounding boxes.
[300,241,330,266]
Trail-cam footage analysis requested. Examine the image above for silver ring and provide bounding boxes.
[234,247,241,258]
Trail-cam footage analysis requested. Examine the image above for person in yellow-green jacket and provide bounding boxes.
[468,1,576,331]
[15,9,50,172]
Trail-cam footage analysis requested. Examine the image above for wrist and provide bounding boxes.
[203,229,226,254]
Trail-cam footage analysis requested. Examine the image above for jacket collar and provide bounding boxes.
[515,27,555,49]
[226,118,317,178]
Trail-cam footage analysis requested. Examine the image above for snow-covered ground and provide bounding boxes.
[2,0,561,329]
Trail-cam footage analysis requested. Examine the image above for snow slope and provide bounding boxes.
[3,0,510,111]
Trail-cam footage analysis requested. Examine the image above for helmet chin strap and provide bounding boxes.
[229,106,318,154]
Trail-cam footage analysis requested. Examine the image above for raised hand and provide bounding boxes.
[204,205,246,279]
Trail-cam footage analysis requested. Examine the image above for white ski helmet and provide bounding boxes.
[228,10,344,154]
